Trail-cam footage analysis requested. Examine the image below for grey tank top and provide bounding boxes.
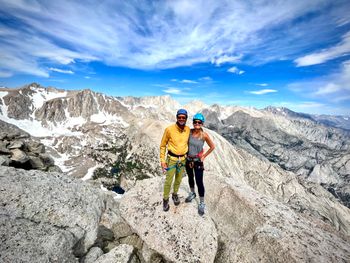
[188,132,205,156]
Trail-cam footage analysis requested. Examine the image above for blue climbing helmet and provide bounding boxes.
[193,113,205,123]
[176,109,188,117]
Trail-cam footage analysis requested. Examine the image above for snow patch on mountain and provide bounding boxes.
[0,91,8,98]
[52,152,73,173]
[31,89,67,111]
[90,111,129,127]
[82,165,99,181]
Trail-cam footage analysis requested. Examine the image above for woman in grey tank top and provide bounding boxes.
[185,113,215,215]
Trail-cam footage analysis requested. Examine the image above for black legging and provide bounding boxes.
[185,160,205,197]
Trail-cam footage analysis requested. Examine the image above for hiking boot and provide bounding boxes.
[172,193,180,206]
[163,199,169,211]
[185,192,196,203]
[198,202,205,216]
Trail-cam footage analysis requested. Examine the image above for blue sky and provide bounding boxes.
[0,0,350,115]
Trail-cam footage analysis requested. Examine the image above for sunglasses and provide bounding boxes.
[177,116,187,120]
[193,121,203,124]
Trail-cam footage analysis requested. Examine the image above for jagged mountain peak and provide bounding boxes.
[206,103,264,120]
[183,99,208,115]
[264,106,313,120]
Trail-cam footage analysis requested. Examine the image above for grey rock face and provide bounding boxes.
[8,140,24,149]
[10,148,30,163]
[83,247,104,263]
[27,140,45,153]
[2,86,34,120]
[265,107,350,131]
[0,141,11,154]
[0,120,59,171]
[0,120,30,138]
[0,166,106,258]
[0,215,79,263]
[204,173,350,263]
[204,128,350,236]
[312,114,350,130]
[119,177,218,263]
[34,88,131,126]
[94,244,137,263]
[205,109,350,207]
[67,90,99,118]
[99,194,133,240]
[1,84,349,262]
[0,155,10,166]
[35,98,68,125]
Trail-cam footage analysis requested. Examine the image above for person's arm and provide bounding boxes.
[160,128,169,172]
[201,132,215,162]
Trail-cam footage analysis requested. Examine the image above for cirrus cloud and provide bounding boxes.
[295,31,350,66]
[0,0,347,77]
[289,60,350,102]
[249,89,277,95]
[228,66,245,75]
[162,88,182,95]
[49,68,74,74]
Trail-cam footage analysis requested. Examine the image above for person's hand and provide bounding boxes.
[161,162,168,173]
[200,156,205,162]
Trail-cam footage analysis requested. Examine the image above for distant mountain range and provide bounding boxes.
[1,83,350,263]
[264,106,350,130]
[0,83,349,208]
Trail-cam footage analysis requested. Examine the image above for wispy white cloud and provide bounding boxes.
[0,51,49,77]
[274,101,350,115]
[289,60,350,102]
[295,31,350,66]
[295,101,325,108]
[213,55,242,66]
[228,66,245,75]
[313,83,341,95]
[162,88,182,95]
[0,0,346,76]
[49,67,74,74]
[199,76,212,81]
[180,79,198,84]
[0,71,13,78]
[256,83,269,87]
[249,89,277,95]
[170,79,198,84]
[0,23,95,77]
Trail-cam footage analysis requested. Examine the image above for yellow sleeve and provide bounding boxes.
[160,127,169,163]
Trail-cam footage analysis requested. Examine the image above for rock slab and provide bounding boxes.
[0,166,106,261]
[119,177,218,263]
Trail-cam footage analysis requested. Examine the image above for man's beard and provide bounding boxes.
[177,120,186,127]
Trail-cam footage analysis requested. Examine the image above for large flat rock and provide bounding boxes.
[0,166,106,260]
[204,173,350,262]
[119,177,218,263]
[0,215,78,263]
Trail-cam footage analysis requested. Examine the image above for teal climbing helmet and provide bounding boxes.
[193,113,205,123]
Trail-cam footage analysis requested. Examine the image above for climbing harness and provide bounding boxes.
[186,151,203,169]
[166,157,185,173]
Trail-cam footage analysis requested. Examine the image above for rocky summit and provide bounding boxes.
[0,120,61,172]
[1,83,350,262]
[1,165,350,262]
[119,177,218,263]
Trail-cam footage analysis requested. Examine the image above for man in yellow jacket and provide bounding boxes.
[160,109,190,211]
